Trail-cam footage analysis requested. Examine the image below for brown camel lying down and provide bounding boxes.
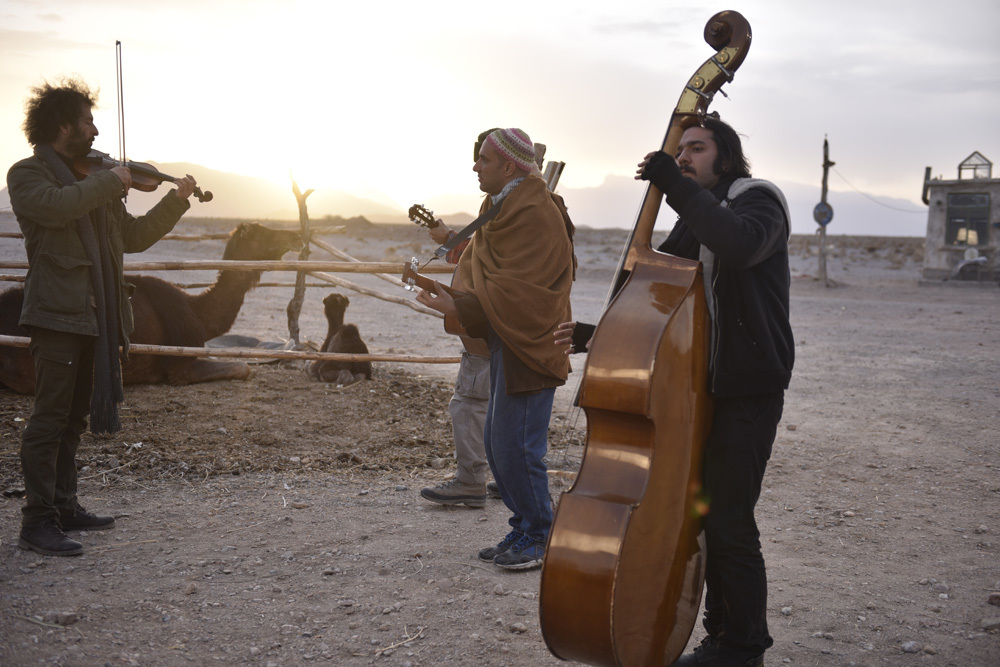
[0,222,302,393]
[307,292,372,386]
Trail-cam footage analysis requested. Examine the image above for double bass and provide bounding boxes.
[539,11,752,666]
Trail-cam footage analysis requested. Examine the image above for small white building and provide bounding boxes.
[921,152,998,283]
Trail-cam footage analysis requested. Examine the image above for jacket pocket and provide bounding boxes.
[35,347,75,366]
[37,252,92,315]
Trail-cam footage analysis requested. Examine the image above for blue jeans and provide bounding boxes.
[483,331,554,543]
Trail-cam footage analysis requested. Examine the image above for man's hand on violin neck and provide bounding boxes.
[111,166,132,193]
[172,175,197,200]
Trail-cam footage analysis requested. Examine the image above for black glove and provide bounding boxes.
[640,151,683,192]
[571,322,596,354]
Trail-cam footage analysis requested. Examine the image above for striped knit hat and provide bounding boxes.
[485,128,535,172]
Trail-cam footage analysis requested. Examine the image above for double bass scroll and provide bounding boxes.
[538,11,752,667]
[609,11,753,299]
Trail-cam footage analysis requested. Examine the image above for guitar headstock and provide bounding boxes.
[408,204,439,229]
[402,257,420,292]
[401,257,447,296]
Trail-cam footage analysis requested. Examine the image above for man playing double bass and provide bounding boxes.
[556,116,793,667]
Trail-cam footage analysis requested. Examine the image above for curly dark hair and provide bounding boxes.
[22,78,98,147]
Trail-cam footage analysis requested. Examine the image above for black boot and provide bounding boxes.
[674,636,764,667]
[674,636,718,666]
[19,518,84,556]
[59,503,115,531]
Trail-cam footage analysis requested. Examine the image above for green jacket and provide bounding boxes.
[6,150,190,342]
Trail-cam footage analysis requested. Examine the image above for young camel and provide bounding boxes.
[0,222,302,393]
[307,292,372,386]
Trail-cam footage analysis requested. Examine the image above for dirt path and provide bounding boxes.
[1,217,998,665]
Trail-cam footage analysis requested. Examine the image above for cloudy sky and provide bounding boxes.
[2,0,998,234]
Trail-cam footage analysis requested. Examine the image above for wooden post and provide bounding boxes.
[287,177,314,346]
[816,137,835,287]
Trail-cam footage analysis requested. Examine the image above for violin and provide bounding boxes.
[72,149,213,203]
[538,11,752,666]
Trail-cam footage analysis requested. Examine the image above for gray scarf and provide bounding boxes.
[37,145,123,434]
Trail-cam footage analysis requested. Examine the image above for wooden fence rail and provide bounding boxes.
[0,335,460,364]
[0,233,457,364]
[0,260,454,274]
[0,228,347,241]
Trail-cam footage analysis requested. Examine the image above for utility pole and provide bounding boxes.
[813,137,835,287]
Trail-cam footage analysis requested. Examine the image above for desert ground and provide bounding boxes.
[0,211,998,667]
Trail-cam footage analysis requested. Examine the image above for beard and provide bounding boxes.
[64,128,94,158]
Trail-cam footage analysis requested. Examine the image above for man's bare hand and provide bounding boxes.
[415,280,458,319]
[172,175,197,200]
[428,223,451,245]
[554,320,578,354]
[111,166,132,193]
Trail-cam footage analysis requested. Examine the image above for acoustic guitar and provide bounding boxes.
[402,207,491,357]
[408,204,440,231]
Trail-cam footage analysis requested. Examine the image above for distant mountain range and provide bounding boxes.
[0,161,929,237]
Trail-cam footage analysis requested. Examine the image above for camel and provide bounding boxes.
[0,222,302,394]
[306,292,372,386]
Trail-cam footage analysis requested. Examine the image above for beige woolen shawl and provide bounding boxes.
[456,175,574,381]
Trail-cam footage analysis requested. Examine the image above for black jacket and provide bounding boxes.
[658,176,794,397]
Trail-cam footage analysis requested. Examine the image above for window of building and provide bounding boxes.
[945,193,989,246]
[958,152,992,180]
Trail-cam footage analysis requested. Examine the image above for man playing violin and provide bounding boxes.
[556,117,793,667]
[416,128,576,570]
[7,78,198,557]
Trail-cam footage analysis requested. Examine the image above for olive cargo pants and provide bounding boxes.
[20,327,95,527]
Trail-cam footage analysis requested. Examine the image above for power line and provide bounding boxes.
[831,167,926,214]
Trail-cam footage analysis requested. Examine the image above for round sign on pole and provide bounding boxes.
[813,202,834,226]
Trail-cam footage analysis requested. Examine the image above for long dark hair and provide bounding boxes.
[22,78,97,147]
[703,116,751,179]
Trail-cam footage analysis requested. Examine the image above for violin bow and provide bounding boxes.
[116,40,127,200]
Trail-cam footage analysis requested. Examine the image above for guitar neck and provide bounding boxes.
[402,265,459,297]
